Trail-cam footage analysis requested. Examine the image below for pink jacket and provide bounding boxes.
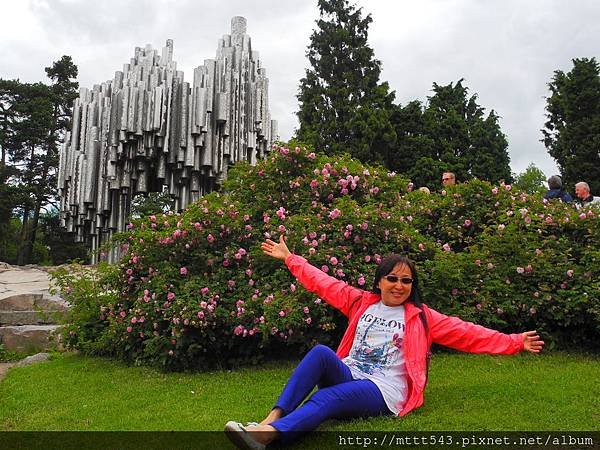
[286,254,525,416]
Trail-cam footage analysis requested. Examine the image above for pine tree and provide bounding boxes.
[296,0,396,163]
[543,57,600,195]
[391,80,511,188]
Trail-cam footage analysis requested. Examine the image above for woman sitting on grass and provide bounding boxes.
[225,236,544,450]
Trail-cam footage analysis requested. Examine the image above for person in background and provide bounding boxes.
[441,172,455,187]
[574,181,600,208]
[418,186,431,194]
[543,175,572,203]
[224,235,544,450]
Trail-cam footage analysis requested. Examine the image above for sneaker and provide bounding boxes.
[224,421,266,450]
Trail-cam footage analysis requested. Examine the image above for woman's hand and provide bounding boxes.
[522,331,544,353]
[261,235,292,261]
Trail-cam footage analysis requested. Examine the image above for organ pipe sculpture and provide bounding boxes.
[58,17,278,262]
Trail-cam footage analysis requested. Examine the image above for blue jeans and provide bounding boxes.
[270,344,392,441]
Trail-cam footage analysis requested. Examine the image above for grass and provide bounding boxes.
[0,351,598,448]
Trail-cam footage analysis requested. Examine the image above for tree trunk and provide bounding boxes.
[16,207,30,265]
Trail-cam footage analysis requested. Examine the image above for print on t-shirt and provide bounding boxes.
[347,311,406,376]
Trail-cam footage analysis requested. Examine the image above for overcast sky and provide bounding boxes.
[3,0,600,178]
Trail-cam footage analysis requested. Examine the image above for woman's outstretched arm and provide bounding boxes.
[522,330,544,353]
[261,235,292,261]
[261,235,366,317]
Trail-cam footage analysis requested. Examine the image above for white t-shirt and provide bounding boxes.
[342,302,408,414]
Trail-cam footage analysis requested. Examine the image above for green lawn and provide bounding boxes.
[0,352,598,448]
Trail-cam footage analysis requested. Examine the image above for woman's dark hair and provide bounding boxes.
[372,254,431,380]
[372,254,424,308]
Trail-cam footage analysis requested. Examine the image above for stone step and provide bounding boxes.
[0,293,68,312]
[0,325,61,352]
[0,310,65,326]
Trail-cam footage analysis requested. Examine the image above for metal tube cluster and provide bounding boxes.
[57,17,278,263]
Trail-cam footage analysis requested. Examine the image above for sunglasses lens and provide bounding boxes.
[384,276,413,284]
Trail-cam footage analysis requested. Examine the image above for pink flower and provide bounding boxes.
[307,152,316,159]
[407,182,414,192]
[418,243,425,251]
[330,256,338,265]
[234,325,244,336]
[516,267,525,274]
[149,215,156,222]
[197,311,205,319]
[131,317,137,324]
[321,265,329,273]
[361,222,368,230]
[303,306,310,314]
[535,248,542,256]
[328,208,341,219]
[278,225,286,232]
[207,234,215,243]
[126,326,133,333]
[180,267,188,276]
[276,207,287,220]
[463,219,472,227]
[194,222,202,230]
[451,288,458,296]
[278,310,286,317]
[442,243,451,252]
[487,263,494,269]
[167,292,175,301]
[566,269,574,278]
[492,187,499,195]
[127,222,134,230]
[579,212,587,220]
[504,184,512,191]
[498,224,505,231]
[357,276,365,286]
[126,268,133,275]
[475,259,481,266]
[310,179,318,188]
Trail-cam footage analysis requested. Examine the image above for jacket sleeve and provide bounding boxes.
[426,306,524,354]
[285,254,364,317]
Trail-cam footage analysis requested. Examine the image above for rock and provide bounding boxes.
[15,352,50,367]
[0,310,65,326]
[0,325,61,352]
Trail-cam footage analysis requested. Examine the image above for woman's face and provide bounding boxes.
[377,263,413,307]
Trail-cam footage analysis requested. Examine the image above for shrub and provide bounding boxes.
[52,144,600,370]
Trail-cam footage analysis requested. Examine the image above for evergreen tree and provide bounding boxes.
[543,57,600,194]
[296,0,396,163]
[0,56,78,264]
[391,80,511,188]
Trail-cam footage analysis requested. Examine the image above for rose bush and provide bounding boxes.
[54,143,600,370]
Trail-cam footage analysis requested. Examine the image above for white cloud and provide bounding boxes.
[3,0,600,177]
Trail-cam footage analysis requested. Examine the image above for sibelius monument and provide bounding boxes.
[57,17,278,263]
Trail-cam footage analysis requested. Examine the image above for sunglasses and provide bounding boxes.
[383,275,413,285]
